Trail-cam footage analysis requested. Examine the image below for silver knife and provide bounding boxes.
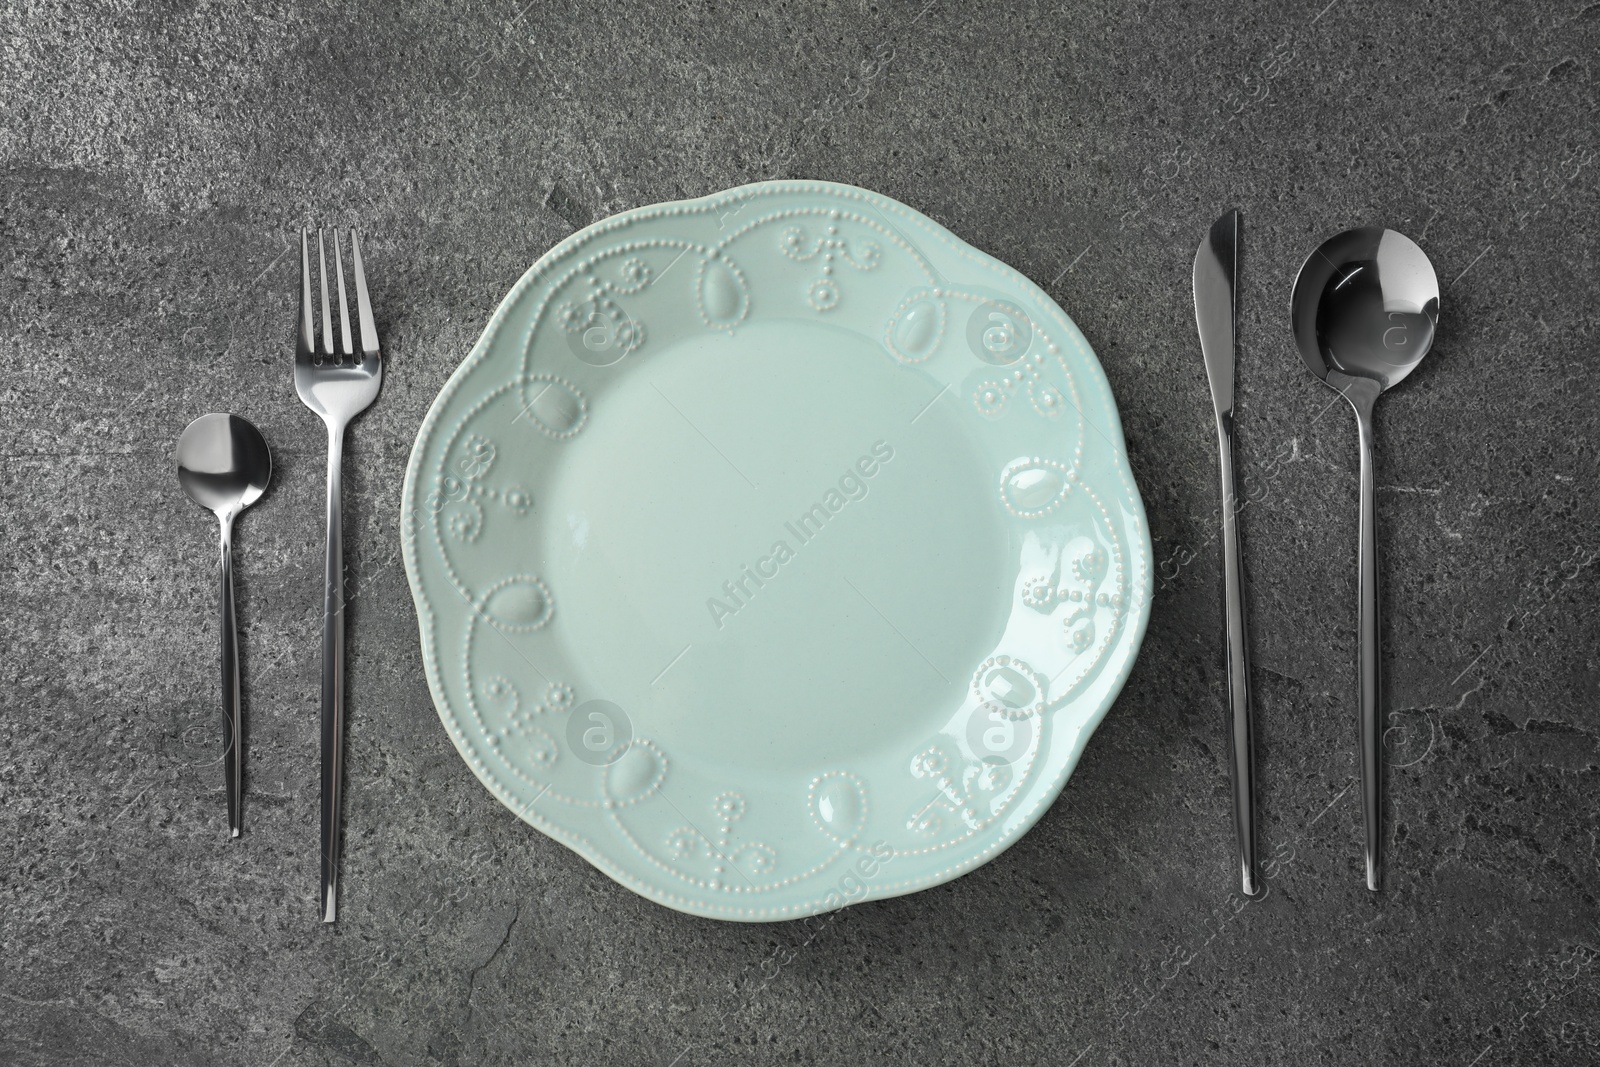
[1192,208,1259,896]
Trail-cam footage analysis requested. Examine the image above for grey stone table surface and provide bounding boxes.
[3,0,1597,1064]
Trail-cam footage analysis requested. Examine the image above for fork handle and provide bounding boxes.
[320,423,347,922]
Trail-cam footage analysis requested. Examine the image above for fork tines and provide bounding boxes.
[298,227,378,364]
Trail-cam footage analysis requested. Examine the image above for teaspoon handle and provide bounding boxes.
[1352,393,1383,891]
[219,518,242,838]
[1216,413,1258,896]
[320,424,348,922]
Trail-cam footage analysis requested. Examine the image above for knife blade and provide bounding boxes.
[1192,208,1259,896]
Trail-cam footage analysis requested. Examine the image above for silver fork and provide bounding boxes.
[294,227,382,923]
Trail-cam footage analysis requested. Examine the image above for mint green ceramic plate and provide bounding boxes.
[402,180,1151,921]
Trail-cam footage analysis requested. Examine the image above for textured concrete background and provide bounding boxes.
[3,0,1598,1063]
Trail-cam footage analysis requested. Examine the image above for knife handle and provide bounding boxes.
[1215,411,1259,895]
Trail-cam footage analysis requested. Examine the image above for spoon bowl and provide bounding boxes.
[178,413,272,520]
[176,413,272,837]
[1290,227,1439,892]
[1292,227,1439,393]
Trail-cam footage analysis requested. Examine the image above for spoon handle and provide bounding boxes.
[1352,390,1383,891]
[218,518,242,837]
[319,424,347,922]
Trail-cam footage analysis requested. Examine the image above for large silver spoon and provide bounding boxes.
[1291,228,1439,891]
[177,413,272,837]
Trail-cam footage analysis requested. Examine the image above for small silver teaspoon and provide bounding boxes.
[1290,228,1440,891]
[177,413,272,837]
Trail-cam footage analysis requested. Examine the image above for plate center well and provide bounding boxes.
[541,318,1011,775]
